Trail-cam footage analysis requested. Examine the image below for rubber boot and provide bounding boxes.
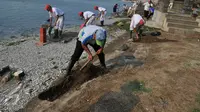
[130,30,133,39]
[97,53,106,69]
[100,21,104,26]
[65,60,76,78]
[48,27,53,37]
[138,29,143,39]
[58,30,62,39]
[53,29,58,39]
[130,30,135,41]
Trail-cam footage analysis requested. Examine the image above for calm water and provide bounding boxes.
[0,0,127,39]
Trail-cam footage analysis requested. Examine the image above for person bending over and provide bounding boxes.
[65,25,107,77]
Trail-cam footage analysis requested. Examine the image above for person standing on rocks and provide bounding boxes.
[45,4,65,39]
[129,14,145,42]
[123,4,129,14]
[94,6,107,26]
[78,11,96,27]
[113,4,119,16]
[143,1,150,20]
[147,4,154,20]
[127,1,138,18]
[65,25,107,77]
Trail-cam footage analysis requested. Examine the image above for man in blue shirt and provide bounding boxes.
[65,25,107,77]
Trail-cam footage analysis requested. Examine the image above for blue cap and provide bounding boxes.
[95,29,106,47]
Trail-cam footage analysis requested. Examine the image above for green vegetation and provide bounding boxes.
[113,19,130,31]
[196,93,200,104]
[121,80,152,93]
[192,93,200,112]
[192,108,200,112]
[6,41,21,46]
[6,39,26,46]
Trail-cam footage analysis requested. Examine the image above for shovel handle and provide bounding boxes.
[80,54,97,71]
[80,59,91,71]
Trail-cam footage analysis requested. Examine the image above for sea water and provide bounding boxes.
[0,0,127,39]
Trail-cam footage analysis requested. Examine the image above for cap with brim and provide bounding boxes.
[95,29,106,47]
[45,4,51,10]
[96,40,106,47]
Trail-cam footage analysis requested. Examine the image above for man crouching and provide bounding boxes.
[130,14,145,42]
[65,25,107,78]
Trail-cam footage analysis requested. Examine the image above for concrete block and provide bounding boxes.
[0,66,10,76]
[13,70,25,81]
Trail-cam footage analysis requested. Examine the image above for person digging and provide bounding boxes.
[64,25,107,80]
[129,14,145,42]
[94,6,107,26]
[45,4,65,39]
[78,11,96,27]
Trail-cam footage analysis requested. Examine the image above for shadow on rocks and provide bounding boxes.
[38,64,109,102]
[89,91,140,112]
[38,53,142,102]
[106,53,143,70]
[134,31,178,43]
[48,32,78,43]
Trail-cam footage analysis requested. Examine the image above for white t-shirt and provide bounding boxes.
[78,25,105,45]
[132,2,138,10]
[130,14,144,29]
[143,2,150,11]
[49,7,64,18]
[132,2,136,7]
[83,11,95,19]
[98,7,106,12]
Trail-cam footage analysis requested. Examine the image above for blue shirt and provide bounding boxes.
[149,7,154,13]
[78,25,105,45]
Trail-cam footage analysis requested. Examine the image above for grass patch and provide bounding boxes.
[193,108,200,112]
[196,93,200,104]
[121,80,152,93]
[6,39,26,46]
[6,41,21,46]
[113,19,130,31]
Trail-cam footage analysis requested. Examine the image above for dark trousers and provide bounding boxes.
[66,39,106,75]
[130,24,144,39]
[144,10,149,18]
[147,13,154,20]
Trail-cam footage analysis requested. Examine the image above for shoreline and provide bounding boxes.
[0,24,80,42]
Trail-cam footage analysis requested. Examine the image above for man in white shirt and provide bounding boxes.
[79,11,96,26]
[143,1,150,19]
[45,4,65,39]
[127,1,138,17]
[65,25,107,76]
[94,6,107,26]
[123,4,129,13]
[130,14,145,41]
